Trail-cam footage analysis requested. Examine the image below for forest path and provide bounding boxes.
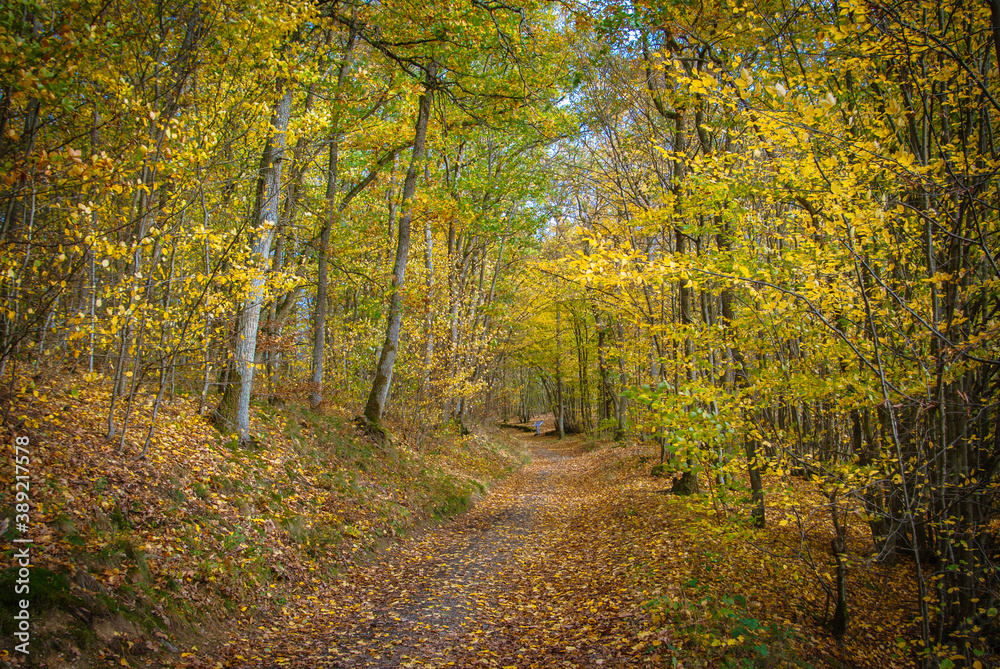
[222,430,655,668]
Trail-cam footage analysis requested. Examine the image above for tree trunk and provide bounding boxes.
[716,220,765,524]
[310,33,356,409]
[830,492,849,640]
[270,81,315,398]
[615,321,627,440]
[214,87,292,445]
[556,300,565,439]
[421,215,435,400]
[363,66,435,427]
[671,110,699,495]
[573,309,592,433]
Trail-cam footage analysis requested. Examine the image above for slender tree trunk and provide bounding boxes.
[139,238,178,458]
[198,232,213,415]
[310,33,356,409]
[87,107,101,374]
[717,226,765,525]
[363,66,436,427]
[268,81,315,398]
[615,321,627,440]
[829,492,849,639]
[459,234,505,424]
[573,310,592,433]
[671,110,699,495]
[310,137,339,409]
[385,156,398,267]
[421,216,435,397]
[556,301,565,439]
[214,88,292,445]
[990,0,1000,79]
[596,313,614,428]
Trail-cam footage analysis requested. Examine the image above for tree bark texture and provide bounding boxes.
[215,87,292,444]
[363,67,435,426]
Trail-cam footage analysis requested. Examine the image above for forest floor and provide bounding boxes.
[0,369,527,668]
[0,369,924,668]
[219,431,646,668]
[215,426,920,669]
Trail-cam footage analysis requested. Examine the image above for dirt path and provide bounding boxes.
[223,432,651,668]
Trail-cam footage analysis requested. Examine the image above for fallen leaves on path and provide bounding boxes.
[220,431,922,669]
[1,372,924,668]
[0,369,524,667]
[224,437,652,668]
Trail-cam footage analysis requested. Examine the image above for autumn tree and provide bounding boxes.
[550,0,1000,658]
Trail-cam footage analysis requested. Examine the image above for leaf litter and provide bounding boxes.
[223,436,650,668]
[219,430,921,669]
[0,371,924,668]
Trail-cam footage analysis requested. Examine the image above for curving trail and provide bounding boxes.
[224,431,656,668]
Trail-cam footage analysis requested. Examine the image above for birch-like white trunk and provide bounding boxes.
[215,88,292,445]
